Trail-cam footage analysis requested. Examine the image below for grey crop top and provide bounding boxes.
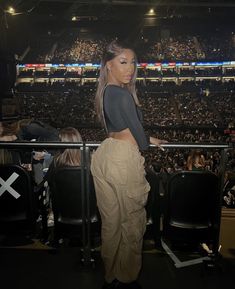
[103,84,149,150]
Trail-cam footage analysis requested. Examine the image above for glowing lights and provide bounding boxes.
[146,8,156,16]
[72,16,77,21]
[149,8,156,16]
[8,7,15,14]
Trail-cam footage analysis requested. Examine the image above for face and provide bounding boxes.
[107,49,136,86]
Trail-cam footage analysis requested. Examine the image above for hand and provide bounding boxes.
[33,151,46,161]
[21,164,32,171]
[150,137,168,151]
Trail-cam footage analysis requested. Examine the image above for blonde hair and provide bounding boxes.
[95,40,139,126]
[55,127,82,167]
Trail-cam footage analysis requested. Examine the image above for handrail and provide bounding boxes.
[0,141,231,149]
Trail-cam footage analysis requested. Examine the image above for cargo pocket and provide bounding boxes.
[126,180,150,214]
[126,155,150,213]
[105,158,128,185]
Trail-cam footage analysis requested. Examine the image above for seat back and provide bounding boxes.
[0,164,36,233]
[164,170,220,242]
[50,166,98,227]
[145,169,162,244]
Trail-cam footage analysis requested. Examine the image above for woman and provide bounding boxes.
[43,127,82,227]
[186,150,206,171]
[45,127,82,183]
[91,40,166,289]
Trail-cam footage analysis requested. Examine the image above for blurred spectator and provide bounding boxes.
[186,150,206,171]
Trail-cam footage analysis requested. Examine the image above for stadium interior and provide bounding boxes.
[0,1,235,289]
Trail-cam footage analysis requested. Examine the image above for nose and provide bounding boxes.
[127,63,134,73]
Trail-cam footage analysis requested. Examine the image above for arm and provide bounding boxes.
[150,136,168,151]
[119,91,149,150]
[119,90,168,150]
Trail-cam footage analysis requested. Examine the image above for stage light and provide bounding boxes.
[72,16,77,21]
[8,7,15,14]
[146,8,156,16]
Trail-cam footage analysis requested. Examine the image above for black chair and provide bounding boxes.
[0,164,38,244]
[49,166,100,249]
[161,170,220,268]
[145,169,162,247]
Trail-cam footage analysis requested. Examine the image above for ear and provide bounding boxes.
[106,61,112,71]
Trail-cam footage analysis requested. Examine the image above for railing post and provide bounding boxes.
[213,148,228,256]
[85,145,95,265]
[80,142,94,266]
[80,142,89,265]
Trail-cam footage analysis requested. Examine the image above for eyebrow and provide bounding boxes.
[119,57,135,61]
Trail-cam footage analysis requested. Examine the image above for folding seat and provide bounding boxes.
[161,170,220,268]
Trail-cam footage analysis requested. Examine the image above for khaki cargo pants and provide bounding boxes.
[91,138,150,283]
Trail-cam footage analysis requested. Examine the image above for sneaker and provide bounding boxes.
[124,281,142,289]
[102,279,142,289]
[102,279,120,289]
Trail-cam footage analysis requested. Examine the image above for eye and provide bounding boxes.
[120,61,127,64]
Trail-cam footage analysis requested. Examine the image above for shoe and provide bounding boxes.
[102,279,120,289]
[102,279,142,289]
[125,281,142,289]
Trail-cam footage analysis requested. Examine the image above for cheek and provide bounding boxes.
[113,66,124,77]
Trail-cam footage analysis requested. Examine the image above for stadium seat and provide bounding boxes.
[161,170,220,268]
[0,164,38,244]
[49,167,100,255]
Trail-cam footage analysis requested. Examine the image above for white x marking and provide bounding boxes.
[0,172,21,199]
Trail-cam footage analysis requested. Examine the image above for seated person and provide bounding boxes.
[223,171,235,208]
[17,119,60,184]
[0,119,24,166]
[44,126,82,183]
[186,150,206,171]
[42,127,82,227]
[18,119,59,142]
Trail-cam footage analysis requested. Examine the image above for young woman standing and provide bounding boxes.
[91,40,166,289]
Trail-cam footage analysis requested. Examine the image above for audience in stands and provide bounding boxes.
[20,30,235,63]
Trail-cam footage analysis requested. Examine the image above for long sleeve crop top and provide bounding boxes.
[103,84,149,150]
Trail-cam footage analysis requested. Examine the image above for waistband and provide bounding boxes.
[104,137,139,153]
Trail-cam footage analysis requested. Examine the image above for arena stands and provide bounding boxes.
[13,29,235,174]
[19,30,235,64]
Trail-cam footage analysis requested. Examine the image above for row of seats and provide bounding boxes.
[0,164,221,267]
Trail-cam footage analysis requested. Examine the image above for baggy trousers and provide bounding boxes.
[91,138,150,283]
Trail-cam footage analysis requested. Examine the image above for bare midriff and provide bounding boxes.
[108,128,138,147]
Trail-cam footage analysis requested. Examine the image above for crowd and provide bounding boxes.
[17,81,235,130]
[14,79,235,176]
[177,93,222,127]
[52,38,110,63]
[21,31,234,63]
[198,35,233,61]
[143,36,198,62]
